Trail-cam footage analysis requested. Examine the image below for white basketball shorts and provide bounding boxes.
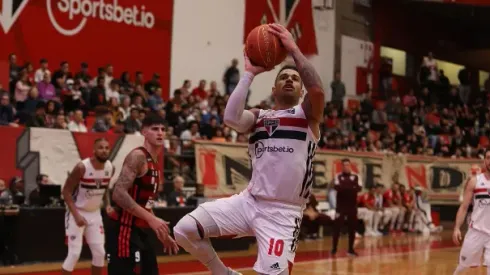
[194,190,302,275]
[65,209,104,245]
[459,228,490,268]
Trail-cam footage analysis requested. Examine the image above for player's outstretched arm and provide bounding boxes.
[112,150,155,222]
[453,177,476,245]
[223,52,265,133]
[63,162,86,226]
[268,23,325,123]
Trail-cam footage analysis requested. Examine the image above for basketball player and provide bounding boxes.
[400,185,415,232]
[107,114,179,275]
[61,138,114,275]
[383,183,405,233]
[332,159,362,255]
[173,23,324,275]
[413,185,442,235]
[374,184,393,233]
[453,150,490,275]
[358,186,382,237]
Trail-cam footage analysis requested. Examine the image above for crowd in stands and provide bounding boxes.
[2,52,488,163]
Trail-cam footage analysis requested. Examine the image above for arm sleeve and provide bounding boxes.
[223,72,256,133]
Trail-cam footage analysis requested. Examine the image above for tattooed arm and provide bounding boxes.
[112,149,154,222]
[268,23,325,124]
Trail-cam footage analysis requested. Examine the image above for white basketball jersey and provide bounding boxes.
[247,105,319,207]
[469,173,490,235]
[72,158,113,212]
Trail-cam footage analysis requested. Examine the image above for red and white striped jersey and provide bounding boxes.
[73,158,113,212]
[470,173,490,235]
[247,105,319,207]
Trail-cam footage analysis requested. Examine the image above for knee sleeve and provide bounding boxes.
[174,214,203,248]
[88,242,105,267]
[62,240,82,271]
[178,207,220,239]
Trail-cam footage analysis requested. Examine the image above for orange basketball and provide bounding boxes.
[245,24,287,69]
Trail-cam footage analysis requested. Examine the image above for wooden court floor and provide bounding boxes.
[0,230,485,275]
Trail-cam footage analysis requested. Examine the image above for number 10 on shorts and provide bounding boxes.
[268,238,284,256]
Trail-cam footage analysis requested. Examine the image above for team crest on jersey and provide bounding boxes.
[95,179,102,188]
[264,119,280,136]
[105,171,109,176]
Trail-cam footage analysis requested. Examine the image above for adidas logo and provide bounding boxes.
[270,262,280,270]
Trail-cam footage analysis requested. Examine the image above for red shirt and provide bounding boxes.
[191,88,207,100]
[359,193,375,208]
[402,192,413,205]
[383,189,400,207]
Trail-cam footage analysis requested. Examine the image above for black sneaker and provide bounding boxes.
[331,249,337,256]
[347,250,358,257]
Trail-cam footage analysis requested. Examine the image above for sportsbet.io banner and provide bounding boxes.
[194,141,480,205]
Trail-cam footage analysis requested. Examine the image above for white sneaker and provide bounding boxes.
[356,232,363,239]
[374,230,383,237]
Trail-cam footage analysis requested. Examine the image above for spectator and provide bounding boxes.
[51,61,70,90]
[8,53,19,94]
[458,66,471,105]
[402,89,417,108]
[422,52,438,82]
[166,176,187,207]
[223,58,240,94]
[37,72,56,101]
[108,119,125,134]
[89,76,107,108]
[371,103,388,131]
[92,106,112,133]
[34,59,50,83]
[148,88,164,112]
[145,73,161,95]
[118,95,131,120]
[104,64,114,90]
[67,109,87,132]
[330,71,346,114]
[180,121,201,144]
[192,80,207,100]
[14,71,30,111]
[26,101,46,127]
[119,71,133,93]
[74,62,91,88]
[124,107,142,134]
[23,62,35,85]
[8,177,25,205]
[105,79,121,102]
[62,79,83,113]
[28,174,51,206]
[23,87,42,115]
[0,93,17,127]
[134,71,144,87]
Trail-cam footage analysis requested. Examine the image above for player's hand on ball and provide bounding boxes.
[267,23,298,53]
[74,213,87,227]
[243,50,269,76]
[162,234,180,255]
[452,228,462,245]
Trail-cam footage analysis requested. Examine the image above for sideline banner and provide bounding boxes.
[0,0,173,98]
[194,141,479,205]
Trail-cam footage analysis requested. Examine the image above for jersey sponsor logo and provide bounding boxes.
[95,179,102,188]
[254,141,294,158]
[286,108,295,114]
[264,118,279,136]
[85,189,105,198]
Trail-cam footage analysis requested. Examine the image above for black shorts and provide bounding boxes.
[106,219,158,275]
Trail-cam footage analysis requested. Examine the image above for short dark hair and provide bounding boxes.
[94,138,108,145]
[275,65,300,83]
[142,113,166,128]
[341,158,350,164]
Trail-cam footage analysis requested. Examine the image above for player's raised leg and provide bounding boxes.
[174,193,253,275]
[253,202,301,275]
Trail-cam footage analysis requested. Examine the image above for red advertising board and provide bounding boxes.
[0,0,173,98]
[444,0,490,5]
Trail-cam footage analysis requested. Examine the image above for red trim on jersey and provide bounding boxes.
[255,117,308,128]
[80,178,110,183]
[474,188,488,194]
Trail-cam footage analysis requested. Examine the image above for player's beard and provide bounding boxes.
[95,155,108,163]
